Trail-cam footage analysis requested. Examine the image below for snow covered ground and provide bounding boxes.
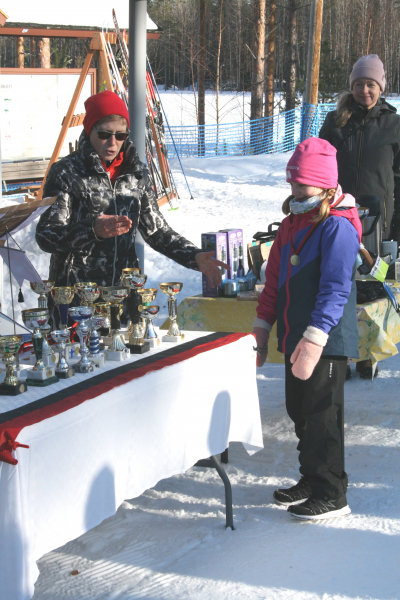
[6,151,398,599]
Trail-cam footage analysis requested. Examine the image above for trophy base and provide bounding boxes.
[29,352,58,367]
[128,342,151,354]
[145,338,160,349]
[73,361,95,374]
[162,334,185,343]
[56,368,75,379]
[88,353,105,368]
[26,375,59,387]
[105,348,130,361]
[0,381,27,395]
[65,343,81,361]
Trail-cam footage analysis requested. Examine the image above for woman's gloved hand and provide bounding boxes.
[252,327,270,367]
[290,337,323,380]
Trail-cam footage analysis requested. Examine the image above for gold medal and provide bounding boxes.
[290,254,301,266]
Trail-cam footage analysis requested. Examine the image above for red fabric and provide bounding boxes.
[101,152,125,184]
[0,333,248,466]
[83,91,130,135]
[286,138,338,189]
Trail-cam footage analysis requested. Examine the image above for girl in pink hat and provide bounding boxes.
[253,137,362,520]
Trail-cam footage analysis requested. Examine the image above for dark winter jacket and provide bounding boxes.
[36,132,201,289]
[319,97,400,240]
[256,188,361,358]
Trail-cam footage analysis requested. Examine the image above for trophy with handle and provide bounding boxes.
[99,286,130,360]
[30,280,54,309]
[21,308,59,387]
[159,282,184,343]
[120,269,150,354]
[0,335,27,395]
[68,306,95,373]
[51,329,74,379]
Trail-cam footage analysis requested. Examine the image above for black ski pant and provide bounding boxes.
[285,354,348,500]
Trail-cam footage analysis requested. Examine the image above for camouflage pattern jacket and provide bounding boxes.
[36,132,201,289]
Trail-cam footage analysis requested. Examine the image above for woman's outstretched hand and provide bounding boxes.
[195,251,230,287]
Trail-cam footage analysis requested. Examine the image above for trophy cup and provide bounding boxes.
[159,282,184,343]
[120,270,150,354]
[93,302,111,338]
[0,335,27,395]
[87,315,107,368]
[51,286,75,330]
[30,280,54,308]
[74,282,100,307]
[21,308,59,386]
[68,306,95,373]
[51,330,74,379]
[99,286,130,360]
[140,305,160,349]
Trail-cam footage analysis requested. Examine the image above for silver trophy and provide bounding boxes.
[99,286,130,359]
[87,314,107,368]
[30,280,55,308]
[159,282,184,342]
[74,281,100,307]
[139,305,160,348]
[68,306,95,373]
[0,335,27,395]
[51,330,74,379]
[21,308,59,386]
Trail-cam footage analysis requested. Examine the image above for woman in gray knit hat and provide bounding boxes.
[319,54,400,379]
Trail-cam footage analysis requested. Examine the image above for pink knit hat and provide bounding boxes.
[286,138,338,189]
[350,55,386,91]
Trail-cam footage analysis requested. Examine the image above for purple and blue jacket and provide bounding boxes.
[256,187,362,358]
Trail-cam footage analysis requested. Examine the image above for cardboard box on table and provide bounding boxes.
[201,232,228,297]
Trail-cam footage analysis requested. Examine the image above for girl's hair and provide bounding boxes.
[334,91,353,127]
[282,188,337,223]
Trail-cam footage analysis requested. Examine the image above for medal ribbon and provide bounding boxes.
[290,194,344,263]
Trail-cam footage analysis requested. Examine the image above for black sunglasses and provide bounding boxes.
[94,128,129,141]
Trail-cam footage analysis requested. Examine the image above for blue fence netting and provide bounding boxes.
[165,100,400,159]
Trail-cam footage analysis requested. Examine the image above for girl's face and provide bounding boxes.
[290,182,324,202]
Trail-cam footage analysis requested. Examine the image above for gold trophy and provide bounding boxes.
[99,286,130,360]
[0,335,27,395]
[21,308,59,387]
[51,286,75,330]
[30,280,54,309]
[159,282,184,343]
[74,282,100,307]
[120,269,150,354]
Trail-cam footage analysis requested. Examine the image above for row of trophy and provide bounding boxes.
[0,272,184,396]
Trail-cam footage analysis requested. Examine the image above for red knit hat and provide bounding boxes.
[83,91,130,135]
[286,138,338,189]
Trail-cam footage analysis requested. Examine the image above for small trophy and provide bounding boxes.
[99,286,130,360]
[51,286,75,330]
[120,270,150,354]
[51,330,74,379]
[140,305,160,348]
[21,308,59,387]
[93,302,111,337]
[87,315,107,368]
[68,306,95,373]
[30,280,54,308]
[159,282,184,343]
[74,282,100,307]
[0,335,27,395]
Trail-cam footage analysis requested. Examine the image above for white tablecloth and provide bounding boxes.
[0,332,263,600]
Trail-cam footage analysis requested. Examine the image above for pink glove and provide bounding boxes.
[252,327,270,367]
[290,337,323,380]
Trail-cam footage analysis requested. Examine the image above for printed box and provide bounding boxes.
[219,229,244,279]
[201,231,228,297]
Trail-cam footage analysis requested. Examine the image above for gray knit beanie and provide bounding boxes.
[350,55,386,91]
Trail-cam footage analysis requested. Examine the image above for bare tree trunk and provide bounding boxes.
[36,37,51,68]
[285,0,297,112]
[216,0,223,129]
[250,0,266,121]
[198,0,206,155]
[190,39,199,125]
[17,36,24,68]
[265,1,276,117]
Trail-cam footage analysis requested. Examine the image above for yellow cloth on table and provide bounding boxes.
[161,285,400,365]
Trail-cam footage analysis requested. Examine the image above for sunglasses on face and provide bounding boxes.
[94,128,129,141]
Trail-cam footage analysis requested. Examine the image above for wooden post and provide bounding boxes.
[17,36,24,68]
[198,0,206,156]
[37,33,113,200]
[250,0,266,121]
[36,37,51,68]
[305,0,324,105]
[31,37,35,68]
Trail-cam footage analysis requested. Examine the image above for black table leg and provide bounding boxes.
[194,453,234,530]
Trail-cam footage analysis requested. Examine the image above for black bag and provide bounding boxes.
[356,280,386,304]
